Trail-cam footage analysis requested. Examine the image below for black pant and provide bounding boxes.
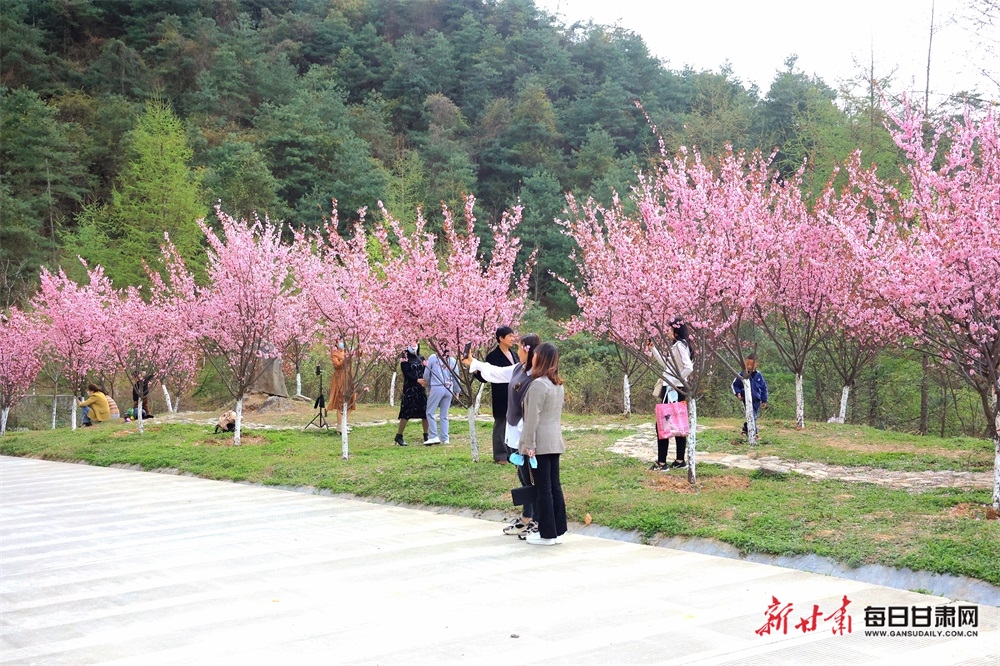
[509,446,534,519]
[533,454,567,539]
[657,386,688,464]
[493,419,508,462]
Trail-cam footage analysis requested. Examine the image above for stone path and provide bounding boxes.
[609,423,993,492]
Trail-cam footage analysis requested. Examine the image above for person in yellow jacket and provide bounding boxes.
[78,383,110,427]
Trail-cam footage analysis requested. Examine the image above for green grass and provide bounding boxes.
[2,406,997,586]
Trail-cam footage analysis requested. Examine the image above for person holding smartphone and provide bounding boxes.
[518,342,567,546]
[473,326,517,463]
[463,333,541,538]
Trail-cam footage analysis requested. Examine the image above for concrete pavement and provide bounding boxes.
[1,455,997,665]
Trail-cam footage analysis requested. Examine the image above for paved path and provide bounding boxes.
[610,423,994,492]
[1,456,996,665]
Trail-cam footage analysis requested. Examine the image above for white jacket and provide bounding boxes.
[652,341,693,388]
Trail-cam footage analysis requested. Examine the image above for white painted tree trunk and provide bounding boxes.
[341,401,349,460]
[233,397,243,446]
[389,371,397,407]
[71,399,77,431]
[296,372,302,397]
[795,373,805,429]
[474,384,484,415]
[162,385,173,413]
[137,396,145,435]
[51,395,58,429]
[992,388,999,510]
[1,406,9,436]
[742,376,758,446]
[173,395,180,412]
[838,385,851,423]
[686,398,697,484]
[467,406,480,462]
[623,373,631,415]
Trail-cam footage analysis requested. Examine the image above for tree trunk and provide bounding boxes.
[992,388,999,510]
[467,406,480,463]
[795,373,805,429]
[623,373,631,415]
[137,396,145,435]
[162,385,173,413]
[474,384,484,415]
[838,385,850,423]
[341,400,349,460]
[742,377,758,446]
[71,398,77,431]
[919,354,930,435]
[389,371,397,407]
[686,397,697,485]
[1,406,9,436]
[51,395,58,430]
[234,397,243,446]
[173,395,180,412]
[296,372,302,397]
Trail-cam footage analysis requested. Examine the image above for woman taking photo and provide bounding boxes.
[464,333,541,537]
[518,342,567,546]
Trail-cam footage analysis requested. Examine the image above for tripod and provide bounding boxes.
[304,368,330,430]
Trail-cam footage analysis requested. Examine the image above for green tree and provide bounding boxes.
[72,100,206,288]
[0,86,89,301]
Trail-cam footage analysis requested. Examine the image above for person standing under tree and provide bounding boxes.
[650,318,694,470]
[733,353,768,437]
[423,345,460,445]
[329,341,356,432]
[394,345,428,446]
[474,326,517,463]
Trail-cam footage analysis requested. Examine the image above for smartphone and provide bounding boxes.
[509,452,524,466]
[462,342,472,358]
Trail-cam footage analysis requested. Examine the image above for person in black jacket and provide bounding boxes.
[394,346,429,446]
[474,326,517,463]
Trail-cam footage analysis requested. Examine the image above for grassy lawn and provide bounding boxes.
[2,403,998,586]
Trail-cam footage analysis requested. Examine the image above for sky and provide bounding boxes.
[535,0,999,104]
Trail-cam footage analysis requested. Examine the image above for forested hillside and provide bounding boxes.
[2,0,908,312]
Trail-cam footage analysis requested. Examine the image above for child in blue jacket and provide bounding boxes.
[732,353,768,436]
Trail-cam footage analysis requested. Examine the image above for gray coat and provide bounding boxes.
[519,377,565,456]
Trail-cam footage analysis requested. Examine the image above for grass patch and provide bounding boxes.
[2,407,997,586]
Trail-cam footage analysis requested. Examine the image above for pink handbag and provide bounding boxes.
[655,401,689,439]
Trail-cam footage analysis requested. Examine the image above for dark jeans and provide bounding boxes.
[509,446,534,520]
[533,453,567,539]
[493,419,507,462]
[657,386,688,464]
[80,406,93,425]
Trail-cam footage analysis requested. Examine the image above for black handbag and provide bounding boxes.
[511,465,537,506]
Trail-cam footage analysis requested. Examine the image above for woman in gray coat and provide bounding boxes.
[519,342,567,546]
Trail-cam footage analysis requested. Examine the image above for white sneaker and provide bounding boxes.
[555,533,567,544]
[525,532,557,546]
[424,436,441,445]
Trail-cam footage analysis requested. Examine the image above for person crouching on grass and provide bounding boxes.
[518,342,567,546]
[78,383,110,427]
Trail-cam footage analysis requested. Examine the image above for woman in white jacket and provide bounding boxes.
[650,319,693,470]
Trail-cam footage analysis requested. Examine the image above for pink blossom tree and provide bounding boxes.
[105,284,198,434]
[30,264,115,430]
[293,206,404,458]
[752,174,843,429]
[837,105,1000,508]
[153,210,301,445]
[0,308,45,436]
[380,197,532,462]
[564,143,784,459]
